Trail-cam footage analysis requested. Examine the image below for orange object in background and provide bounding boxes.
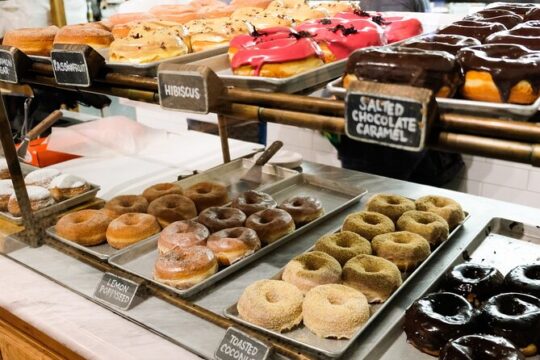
[17,138,79,167]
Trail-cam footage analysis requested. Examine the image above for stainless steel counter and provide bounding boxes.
[3,162,540,359]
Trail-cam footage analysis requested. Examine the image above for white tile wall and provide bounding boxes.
[267,124,540,209]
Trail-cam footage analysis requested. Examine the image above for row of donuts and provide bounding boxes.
[405,262,540,359]
[0,167,91,217]
[236,193,465,339]
[343,3,540,105]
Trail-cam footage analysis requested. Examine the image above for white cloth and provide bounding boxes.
[0,0,50,37]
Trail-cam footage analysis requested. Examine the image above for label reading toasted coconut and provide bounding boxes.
[51,50,90,87]
[345,80,434,152]
[93,272,140,311]
[215,327,271,360]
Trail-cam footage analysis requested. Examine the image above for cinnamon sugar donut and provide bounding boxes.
[231,190,276,216]
[314,231,372,266]
[105,195,148,217]
[415,195,465,229]
[302,284,370,339]
[343,254,402,303]
[56,209,111,246]
[282,251,341,294]
[7,186,55,217]
[185,181,228,212]
[148,194,197,227]
[197,207,246,233]
[279,196,324,226]
[372,231,431,272]
[158,220,209,254]
[207,227,261,266]
[238,279,303,332]
[154,246,218,289]
[342,211,395,241]
[397,210,449,248]
[367,194,415,223]
[106,213,161,249]
[245,208,295,244]
[142,183,183,203]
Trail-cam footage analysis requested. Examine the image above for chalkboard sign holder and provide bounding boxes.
[93,272,142,311]
[0,45,30,84]
[215,327,272,360]
[158,63,224,114]
[51,44,105,87]
[345,80,436,152]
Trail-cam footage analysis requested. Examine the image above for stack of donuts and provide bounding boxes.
[237,193,465,339]
[344,2,540,105]
[0,167,91,217]
[405,262,540,359]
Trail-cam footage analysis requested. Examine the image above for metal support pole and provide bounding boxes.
[217,114,231,163]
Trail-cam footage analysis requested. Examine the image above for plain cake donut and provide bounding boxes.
[106,213,160,249]
[342,254,402,303]
[279,196,324,226]
[314,231,372,266]
[367,194,415,222]
[282,251,342,294]
[142,183,183,203]
[157,220,210,254]
[148,194,197,227]
[342,211,395,241]
[185,181,228,212]
[371,231,431,272]
[55,209,112,246]
[302,284,370,339]
[245,208,295,244]
[105,195,149,217]
[197,206,246,233]
[237,279,303,332]
[207,227,261,266]
[231,190,277,216]
[397,210,449,248]
[415,195,465,229]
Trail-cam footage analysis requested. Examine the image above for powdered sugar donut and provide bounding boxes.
[8,185,55,216]
[49,174,90,201]
[0,180,14,211]
[0,158,9,179]
[24,168,61,188]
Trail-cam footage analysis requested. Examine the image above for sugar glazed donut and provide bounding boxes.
[197,207,246,233]
[505,264,540,298]
[397,210,449,248]
[302,284,370,339]
[142,183,183,203]
[231,190,277,216]
[367,194,415,223]
[56,209,112,246]
[207,227,261,266]
[245,208,295,244]
[147,194,197,227]
[415,195,465,229]
[8,186,55,217]
[372,231,431,272]
[282,251,342,294]
[314,231,372,266]
[106,213,161,249]
[157,220,210,254]
[237,279,303,332]
[154,246,218,289]
[440,334,525,360]
[105,195,149,217]
[342,254,402,303]
[443,263,504,305]
[279,196,324,226]
[184,181,228,212]
[342,211,395,241]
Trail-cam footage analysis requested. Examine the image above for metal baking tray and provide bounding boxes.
[0,183,100,225]
[327,75,540,120]
[191,53,346,93]
[107,173,368,298]
[364,217,540,360]
[224,210,470,358]
[174,158,298,201]
[98,45,228,77]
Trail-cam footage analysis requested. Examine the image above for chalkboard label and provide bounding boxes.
[93,273,140,311]
[345,81,434,152]
[51,49,90,86]
[158,63,224,114]
[0,49,17,83]
[215,327,271,360]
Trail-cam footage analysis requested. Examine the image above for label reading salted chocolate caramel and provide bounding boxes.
[345,81,434,152]
[215,327,271,360]
[93,273,140,311]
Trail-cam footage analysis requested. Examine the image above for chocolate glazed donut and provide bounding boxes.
[440,334,525,360]
[480,293,540,356]
[404,292,477,356]
[443,263,504,306]
[505,264,540,298]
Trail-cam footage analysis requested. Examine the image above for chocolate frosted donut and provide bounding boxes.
[185,181,228,212]
[438,20,507,42]
[525,7,540,21]
[231,190,276,216]
[486,21,540,51]
[148,194,197,227]
[197,207,246,233]
[464,9,523,29]
[342,211,395,241]
[481,292,540,356]
[404,292,477,356]
[443,263,504,305]
[279,196,324,226]
[402,33,481,56]
[440,334,525,360]
[505,264,540,299]
[367,194,415,223]
[489,3,539,16]
[245,208,295,244]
